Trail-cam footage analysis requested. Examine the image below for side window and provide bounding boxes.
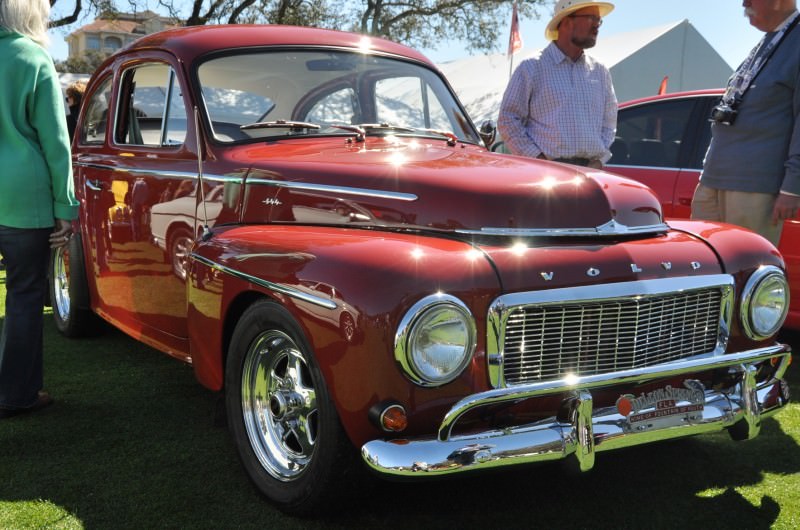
[115,63,187,147]
[611,99,696,168]
[375,77,450,131]
[306,87,357,125]
[79,76,113,144]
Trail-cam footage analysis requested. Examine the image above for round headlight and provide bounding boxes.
[741,265,790,340]
[395,294,476,386]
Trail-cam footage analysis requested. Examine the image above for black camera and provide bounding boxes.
[710,102,738,125]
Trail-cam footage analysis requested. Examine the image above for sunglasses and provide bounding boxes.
[569,14,603,25]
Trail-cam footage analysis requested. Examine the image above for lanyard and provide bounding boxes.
[723,11,800,105]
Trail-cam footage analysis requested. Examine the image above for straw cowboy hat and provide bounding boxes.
[545,0,615,40]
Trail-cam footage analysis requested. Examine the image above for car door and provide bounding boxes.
[76,55,196,356]
[606,95,712,219]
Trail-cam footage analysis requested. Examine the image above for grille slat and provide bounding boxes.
[502,288,723,385]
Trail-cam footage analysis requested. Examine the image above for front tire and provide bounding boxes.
[49,234,102,337]
[225,300,354,515]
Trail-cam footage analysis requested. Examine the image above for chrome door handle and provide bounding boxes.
[85,179,103,191]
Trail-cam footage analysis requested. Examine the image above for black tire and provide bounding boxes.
[225,300,356,515]
[49,233,102,337]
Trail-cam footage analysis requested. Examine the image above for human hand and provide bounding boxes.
[771,193,800,224]
[49,218,73,249]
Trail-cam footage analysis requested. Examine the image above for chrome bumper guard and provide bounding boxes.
[361,345,791,476]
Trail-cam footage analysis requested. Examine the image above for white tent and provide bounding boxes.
[438,20,733,125]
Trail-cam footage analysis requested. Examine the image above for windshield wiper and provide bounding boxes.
[240,120,321,131]
[354,123,458,146]
[358,123,416,134]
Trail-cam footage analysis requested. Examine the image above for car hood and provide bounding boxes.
[233,137,665,237]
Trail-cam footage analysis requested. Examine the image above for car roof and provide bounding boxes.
[619,88,724,108]
[120,24,433,66]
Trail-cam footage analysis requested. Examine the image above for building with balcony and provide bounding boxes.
[65,10,180,59]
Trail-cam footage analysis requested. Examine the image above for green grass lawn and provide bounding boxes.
[1,269,799,529]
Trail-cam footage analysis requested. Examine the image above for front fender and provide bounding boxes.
[187,225,501,445]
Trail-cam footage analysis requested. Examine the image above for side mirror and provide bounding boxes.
[479,120,496,148]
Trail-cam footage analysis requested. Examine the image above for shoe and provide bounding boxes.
[0,391,53,419]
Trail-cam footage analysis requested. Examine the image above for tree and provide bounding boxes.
[49,0,546,55]
[54,49,109,74]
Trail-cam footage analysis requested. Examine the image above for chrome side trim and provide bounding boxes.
[190,253,337,310]
[456,220,669,237]
[74,162,238,184]
[246,177,418,202]
[72,162,416,202]
[361,344,791,477]
[487,275,735,388]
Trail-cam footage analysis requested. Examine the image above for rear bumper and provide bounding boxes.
[361,345,791,476]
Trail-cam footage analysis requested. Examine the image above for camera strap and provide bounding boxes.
[722,11,800,105]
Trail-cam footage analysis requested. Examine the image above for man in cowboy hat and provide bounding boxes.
[498,0,617,168]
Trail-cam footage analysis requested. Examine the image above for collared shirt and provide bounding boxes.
[497,42,617,162]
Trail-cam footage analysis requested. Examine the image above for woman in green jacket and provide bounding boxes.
[0,0,79,418]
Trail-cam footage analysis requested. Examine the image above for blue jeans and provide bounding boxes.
[0,225,51,409]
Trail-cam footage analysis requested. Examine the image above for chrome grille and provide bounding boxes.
[490,276,733,387]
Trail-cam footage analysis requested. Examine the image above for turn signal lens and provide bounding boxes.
[381,405,408,432]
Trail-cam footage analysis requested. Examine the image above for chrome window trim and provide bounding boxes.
[487,274,735,388]
[190,253,337,310]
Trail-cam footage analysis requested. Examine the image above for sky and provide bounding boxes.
[46,0,764,70]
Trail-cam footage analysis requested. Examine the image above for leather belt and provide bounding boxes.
[553,157,592,166]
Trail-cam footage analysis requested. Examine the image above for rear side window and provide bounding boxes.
[79,76,113,144]
[610,99,697,169]
[115,63,187,147]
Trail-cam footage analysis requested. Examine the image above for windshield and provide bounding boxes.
[196,50,480,144]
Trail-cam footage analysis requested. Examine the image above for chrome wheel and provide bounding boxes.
[51,246,71,322]
[169,229,193,280]
[241,329,318,480]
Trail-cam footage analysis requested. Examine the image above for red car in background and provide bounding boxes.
[606,89,800,329]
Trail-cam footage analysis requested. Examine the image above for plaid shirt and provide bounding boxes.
[498,42,617,162]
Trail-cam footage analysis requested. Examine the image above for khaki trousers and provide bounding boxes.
[691,184,782,245]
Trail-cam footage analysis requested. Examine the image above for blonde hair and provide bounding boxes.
[0,0,51,46]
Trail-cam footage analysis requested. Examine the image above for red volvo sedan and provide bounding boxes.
[52,27,792,514]
[606,89,800,330]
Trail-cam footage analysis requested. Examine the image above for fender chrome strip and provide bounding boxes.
[190,253,337,310]
[246,177,418,202]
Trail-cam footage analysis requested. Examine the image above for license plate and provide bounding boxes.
[616,380,705,432]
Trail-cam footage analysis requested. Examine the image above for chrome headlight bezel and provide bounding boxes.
[394,294,477,387]
[740,265,790,340]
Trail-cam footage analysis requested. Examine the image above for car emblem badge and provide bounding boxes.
[691,261,701,270]
[616,380,705,433]
[263,197,282,206]
[630,264,642,273]
[661,262,672,270]
[586,268,600,277]
[541,272,554,281]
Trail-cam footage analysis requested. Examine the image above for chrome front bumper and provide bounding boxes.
[361,345,792,476]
